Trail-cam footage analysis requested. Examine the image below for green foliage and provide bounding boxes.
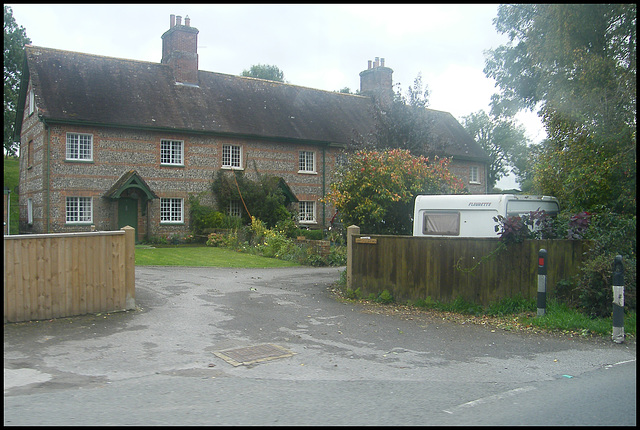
[205,216,345,267]
[493,210,559,243]
[486,296,535,317]
[4,6,31,156]
[211,170,295,228]
[521,300,636,337]
[575,212,637,318]
[3,156,19,233]
[188,195,225,235]
[360,74,438,156]
[461,110,531,190]
[443,297,484,316]
[205,232,226,247]
[492,209,636,318]
[376,289,394,304]
[324,149,464,235]
[485,4,636,215]
[240,64,286,82]
[295,228,323,240]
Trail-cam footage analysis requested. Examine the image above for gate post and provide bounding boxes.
[612,255,624,344]
[346,225,360,289]
[122,226,136,310]
[537,249,547,316]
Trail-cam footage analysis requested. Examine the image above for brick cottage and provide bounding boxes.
[14,14,489,241]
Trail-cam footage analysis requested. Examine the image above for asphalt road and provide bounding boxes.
[4,266,637,425]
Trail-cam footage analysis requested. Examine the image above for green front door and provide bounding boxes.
[118,198,138,242]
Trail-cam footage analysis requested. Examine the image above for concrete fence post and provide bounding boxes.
[612,255,624,344]
[537,249,547,317]
[122,226,136,310]
[346,225,360,289]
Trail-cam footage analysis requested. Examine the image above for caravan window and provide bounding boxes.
[422,212,460,236]
[506,200,559,217]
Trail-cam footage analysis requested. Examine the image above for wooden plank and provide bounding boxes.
[4,239,16,322]
[63,236,73,317]
[85,235,95,314]
[26,237,38,320]
[50,236,61,318]
[98,234,107,313]
[105,235,114,311]
[78,236,87,315]
[36,239,51,319]
[70,234,80,315]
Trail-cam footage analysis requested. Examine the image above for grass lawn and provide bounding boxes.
[135,245,299,268]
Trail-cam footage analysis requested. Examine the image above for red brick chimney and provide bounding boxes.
[161,14,199,85]
[359,57,394,107]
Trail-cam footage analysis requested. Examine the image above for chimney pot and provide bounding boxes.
[170,14,175,28]
[176,15,182,26]
[368,60,372,70]
[381,58,385,67]
[185,15,190,27]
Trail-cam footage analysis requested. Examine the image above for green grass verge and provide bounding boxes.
[521,300,636,337]
[135,245,299,268]
[337,271,636,338]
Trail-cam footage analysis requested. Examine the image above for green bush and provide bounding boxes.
[376,289,394,304]
[295,228,324,240]
[576,213,636,318]
[189,195,226,235]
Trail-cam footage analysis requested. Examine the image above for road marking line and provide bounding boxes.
[443,386,536,414]
[605,359,636,369]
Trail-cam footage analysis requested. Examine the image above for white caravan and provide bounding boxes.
[412,194,560,238]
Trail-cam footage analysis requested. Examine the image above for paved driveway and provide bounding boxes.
[4,266,636,425]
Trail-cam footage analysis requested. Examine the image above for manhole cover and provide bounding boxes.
[213,343,295,367]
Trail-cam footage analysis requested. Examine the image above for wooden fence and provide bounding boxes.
[346,226,591,306]
[4,226,136,323]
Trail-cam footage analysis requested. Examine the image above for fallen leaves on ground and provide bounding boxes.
[329,287,633,343]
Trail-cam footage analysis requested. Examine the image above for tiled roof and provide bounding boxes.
[24,45,488,161]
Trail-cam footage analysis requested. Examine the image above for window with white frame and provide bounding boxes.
[160,198,183,223]
[66,133,93,161]
[222,144,242,169]
[229,200,242,217]
[298,201,315,223]
[160,139,184,165]
[27,198,33,225]
[299,151,315,173]
[470,166,480,183]
[28,89,35,115]
[66,197,92,224]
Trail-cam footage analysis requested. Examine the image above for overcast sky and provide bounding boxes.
[8,3,540,188]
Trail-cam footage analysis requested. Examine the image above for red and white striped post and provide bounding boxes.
[537,249,547,317]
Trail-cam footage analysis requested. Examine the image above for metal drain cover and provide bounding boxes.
[213,343,296,367]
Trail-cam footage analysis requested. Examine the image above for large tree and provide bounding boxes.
[4,5,31,157]
[240,64,286,82]
[324,148,464,235]
[484,4,636,214]
[461,110,531,191]
[350,73,447,160]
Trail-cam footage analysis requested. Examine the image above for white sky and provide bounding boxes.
[8,3,542,189]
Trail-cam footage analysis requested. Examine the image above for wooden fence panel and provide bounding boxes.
[349,233,591,306]
[3,228,135,323]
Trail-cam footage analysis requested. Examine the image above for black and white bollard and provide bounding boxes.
[612,255,625,344]
[537,249,547,317]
